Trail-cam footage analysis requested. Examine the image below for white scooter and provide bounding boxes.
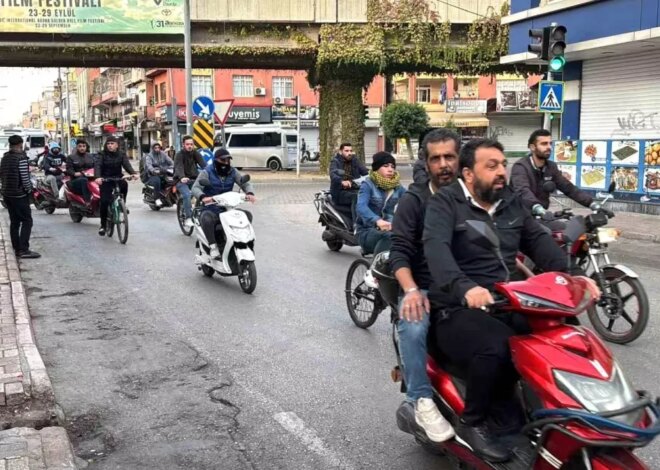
[193,177,257,294]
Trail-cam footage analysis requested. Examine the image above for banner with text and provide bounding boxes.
[0,0,184,34]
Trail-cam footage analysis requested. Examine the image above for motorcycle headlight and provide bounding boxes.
[554,364,641,425]
[597,227,620,244]
[515,288,592,314]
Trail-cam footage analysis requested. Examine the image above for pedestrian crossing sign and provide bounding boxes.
[538,80,564,113]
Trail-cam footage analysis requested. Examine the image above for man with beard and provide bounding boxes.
[192,148,255,260]
[389,129,460,443]
[422,138,598,462]
[510,129,594,216]
[174,135,207,229]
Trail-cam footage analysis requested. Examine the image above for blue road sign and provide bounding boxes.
[199,148,214,165]
[538,81,564,113]
[192,96,215,120]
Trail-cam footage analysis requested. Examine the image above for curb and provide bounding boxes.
[619,231,660,243]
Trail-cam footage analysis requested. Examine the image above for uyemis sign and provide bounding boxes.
[0,0,184,34]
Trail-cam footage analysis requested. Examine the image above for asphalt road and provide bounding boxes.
[14,181,660,469]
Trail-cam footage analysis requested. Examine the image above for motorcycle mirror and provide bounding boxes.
[240,174,251,184]
[542,181,557,193]
[465,220,500,252]
[562,215,587,244]
[608,181,616,193]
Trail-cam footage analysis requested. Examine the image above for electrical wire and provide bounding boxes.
[432,0,496,19]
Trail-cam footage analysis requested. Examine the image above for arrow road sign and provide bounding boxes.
[192,95,215,120]
[193,119,214,150]
[538,80,564,113]
[213,99,234,125]
[198,148,214,164]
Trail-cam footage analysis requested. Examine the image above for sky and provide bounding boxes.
[0,68,59,126]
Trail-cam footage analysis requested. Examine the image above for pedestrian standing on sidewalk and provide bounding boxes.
[0,135,40,259]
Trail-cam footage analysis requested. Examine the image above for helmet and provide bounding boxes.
[371,251,400,308]
[49,141,61,150]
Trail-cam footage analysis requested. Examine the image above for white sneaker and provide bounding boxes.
[184,218,194,229]
[415,397,455,443]
[364,269,378,289]
[155,199,164,207]
[209,244,220,259]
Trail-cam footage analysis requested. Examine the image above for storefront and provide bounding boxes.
[429,100,489,144]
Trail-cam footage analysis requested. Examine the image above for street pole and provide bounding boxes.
[296,94,301,178]
[65,68,72,154]
[543,71,554,132]
[184,0,193,139]
[168,68,178,152]
[57,67,63,147]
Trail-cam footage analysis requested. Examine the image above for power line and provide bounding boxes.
[433,0,495,19]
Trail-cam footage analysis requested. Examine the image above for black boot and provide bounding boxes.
[456,421,510,463]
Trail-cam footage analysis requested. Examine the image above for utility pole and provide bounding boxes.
[296,95,301,178]
[168,68,178,152]
[184,0,193,138]
[65,68,72,154]
[57,67,63,146]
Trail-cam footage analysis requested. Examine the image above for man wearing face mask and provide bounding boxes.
[41,142,65,199]
[192,149,256,260]
[423,138,599,462]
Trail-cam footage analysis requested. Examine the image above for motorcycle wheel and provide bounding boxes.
[587,268,649,344]
[177,200,193,236]
[326,239,343,252]
[69,207,83,223]
[201,264,215,278]
[238,261,257,294]
[44,206,56,215]
[149,204,161,211]
[345,258,383,329]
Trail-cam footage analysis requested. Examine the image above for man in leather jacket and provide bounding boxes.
[66,140,95,203]
[174,135,206,228]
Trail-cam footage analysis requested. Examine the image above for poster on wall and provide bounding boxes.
[581,141,607,164]
[610,166,639,192]
[554,141,577,164]
[557,164,577,185]
[580,165,607,190]
[643,168,660,194]
[611,141,640,165]
[644,141,660,167]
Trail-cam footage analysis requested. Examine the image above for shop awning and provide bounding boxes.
[428,112,489,128]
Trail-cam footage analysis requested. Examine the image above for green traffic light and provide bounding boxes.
[549,55,566,72]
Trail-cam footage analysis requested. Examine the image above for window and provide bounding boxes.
[232,75,254,97]
[159,83,167,102]
[272,76,293,99]
[262,132,282,146]
[416,86,431,103]
[192,76,213,99]
[286,134,297,145]
[229,134,260,147]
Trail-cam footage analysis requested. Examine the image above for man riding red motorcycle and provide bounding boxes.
[422,138,599,462]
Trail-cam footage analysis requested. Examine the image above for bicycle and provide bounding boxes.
[345,254,387,328]
[176,186,196,237]
[103,177,131,244]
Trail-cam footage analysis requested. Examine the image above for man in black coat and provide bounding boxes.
[328,142,368,225]
[423,138,598,462]
[389,128,461,443]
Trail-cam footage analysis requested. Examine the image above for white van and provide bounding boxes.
[213,124,298,171]
[22,130,49,162]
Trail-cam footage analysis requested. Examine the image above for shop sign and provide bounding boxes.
[496,80,537,112]
[446,99,487,114]
[226,107,272,124]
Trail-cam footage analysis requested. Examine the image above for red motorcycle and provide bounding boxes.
[372,218,660,469]
[32,174,70,214]
[63,169,102,223]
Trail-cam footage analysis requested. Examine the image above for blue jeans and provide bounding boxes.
[358,228,392,256]
[147,175,162,198]
[397,290,432,402]
[176,181,193,218]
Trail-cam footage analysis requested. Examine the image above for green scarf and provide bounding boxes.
[369,170,401,191]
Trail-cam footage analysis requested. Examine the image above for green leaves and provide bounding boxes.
[381,102,429,140]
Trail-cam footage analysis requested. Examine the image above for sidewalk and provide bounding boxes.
[0,219,79,469]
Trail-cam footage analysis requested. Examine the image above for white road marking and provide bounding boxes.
[274,411,354,470]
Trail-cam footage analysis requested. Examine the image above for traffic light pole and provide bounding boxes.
[543,72,554,132]
[296,94,301,178]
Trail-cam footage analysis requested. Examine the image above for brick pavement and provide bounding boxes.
[0,219,79,469]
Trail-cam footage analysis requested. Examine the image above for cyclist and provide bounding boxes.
[94,136,138,236]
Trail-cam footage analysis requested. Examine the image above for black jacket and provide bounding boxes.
[173,149,206,180]
[329,154,368,200]
[94,150,136,179]
[0,150,32,198]
[66,152,95,177]
[510,155,593,210]
[412,158,428,184]
[390,181,433,290]
[42,152,65,176]
[423,181,567,309]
